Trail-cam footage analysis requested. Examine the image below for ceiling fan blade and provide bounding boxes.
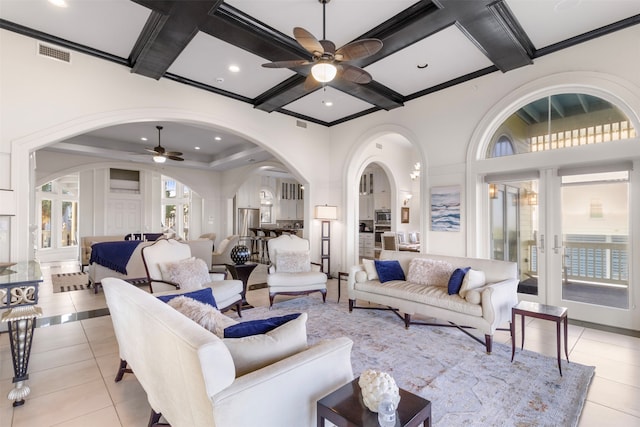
[338,63,372,84]
[319,40,336,55]
[145,148,160,154]
[165,151,183,157]
[303,73,321,91]
[335,38,383,61]
[293,27,324,57]
[262,60,310,69]
[167,155,184,161]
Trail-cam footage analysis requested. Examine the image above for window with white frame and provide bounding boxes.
[161,176,191,240]
[36,175,79,250]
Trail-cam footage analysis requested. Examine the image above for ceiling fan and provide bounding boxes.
[146,126,184,163]
[262,0,383,90]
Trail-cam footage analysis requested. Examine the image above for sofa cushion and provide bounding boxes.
[159,257,211,291]
[275,250,311,273]
[167,295,238,337]
[362,258,378,281]
[156,287,218,308]
[374,260,405,283]
[447,267,471,295]
[224,313,301,338]
[223,312,308,376]
[459,269,486,298]
[406,258,454,287]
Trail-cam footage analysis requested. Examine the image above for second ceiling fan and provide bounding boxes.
[262,0,383,90]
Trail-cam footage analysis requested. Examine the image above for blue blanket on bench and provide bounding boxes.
[89,241,141,275]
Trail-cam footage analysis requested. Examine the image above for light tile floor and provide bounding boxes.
[1,261,639,426]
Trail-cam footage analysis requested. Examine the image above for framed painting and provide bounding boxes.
[430,186,460,231]
[401,207,410,223]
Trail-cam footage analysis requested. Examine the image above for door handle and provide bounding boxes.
[553,235,561,254]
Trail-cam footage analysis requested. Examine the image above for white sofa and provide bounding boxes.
[348,250,518,353]
[102,277,354,427]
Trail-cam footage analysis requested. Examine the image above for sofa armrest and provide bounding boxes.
[480,278,519,331]
[149,279,180,293]
[211,337,353,425]
[348,264,365,290]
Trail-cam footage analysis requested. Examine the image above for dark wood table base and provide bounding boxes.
[511,301,569,376]
[317,378,431,427]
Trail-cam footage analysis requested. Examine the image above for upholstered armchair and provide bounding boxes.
[142,238,243,314]
[267,234,327,307]
[211,235,240,266]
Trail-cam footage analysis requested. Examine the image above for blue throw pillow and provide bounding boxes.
[448,267,471,295]
[374,260,406,283]
[224,313,301,338]
[156,287,218,308]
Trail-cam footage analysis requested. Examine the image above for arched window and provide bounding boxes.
[487,93,636,158]
[491,136,515,157]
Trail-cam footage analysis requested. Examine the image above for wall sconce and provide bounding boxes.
[403,194,413,206]
[527,190,538,206]
[489,184,498,199]
[410,162,421,180]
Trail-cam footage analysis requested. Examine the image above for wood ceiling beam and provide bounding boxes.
[129,0,224,79]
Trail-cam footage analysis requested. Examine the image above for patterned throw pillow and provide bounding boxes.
[159,257,211,291]
[275,250,311,273]
[167,295,238,338]
[406,258,454,287]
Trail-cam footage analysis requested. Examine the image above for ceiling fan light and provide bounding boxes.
[153,155,166,164]
[311,62,337,83]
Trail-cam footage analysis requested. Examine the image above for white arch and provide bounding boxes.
[342,124,426,270]
[10,107,311,260]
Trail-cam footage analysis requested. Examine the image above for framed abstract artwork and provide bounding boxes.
[430,186,460,231]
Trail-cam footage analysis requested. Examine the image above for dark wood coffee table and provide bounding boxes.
[317,377,431,427]
[224,263,258,308]
[511,301,569,376]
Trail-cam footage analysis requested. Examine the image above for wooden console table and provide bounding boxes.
[0,261,43,406]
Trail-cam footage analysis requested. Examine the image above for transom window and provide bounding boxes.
[487,93,636,158]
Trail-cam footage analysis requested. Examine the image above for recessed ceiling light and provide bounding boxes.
[141,137,148,141]
[228,65,240,73]
[194,146,200,150]
[48,0,68,7]
[214,136,222,141]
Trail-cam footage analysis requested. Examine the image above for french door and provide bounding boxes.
[490,167,633,328]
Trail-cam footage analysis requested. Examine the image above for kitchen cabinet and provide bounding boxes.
[359,194,374,220]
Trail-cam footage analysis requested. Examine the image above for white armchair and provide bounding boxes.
[267,234,327,307]
[212,235,240,266]
[142,238,243,314]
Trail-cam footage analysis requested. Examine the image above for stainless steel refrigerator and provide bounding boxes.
[237,208,260,238]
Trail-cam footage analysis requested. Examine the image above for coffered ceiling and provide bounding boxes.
[1,0,639,170]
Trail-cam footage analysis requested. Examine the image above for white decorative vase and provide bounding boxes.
[358,369,401,412]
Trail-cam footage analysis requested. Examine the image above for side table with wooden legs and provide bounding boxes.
[511,301,569,376]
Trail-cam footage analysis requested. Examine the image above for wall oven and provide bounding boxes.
[375,209,391,224]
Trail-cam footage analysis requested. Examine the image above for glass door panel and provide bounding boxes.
[560,172,629,309]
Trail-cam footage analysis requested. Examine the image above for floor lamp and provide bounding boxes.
[314,205,337,278]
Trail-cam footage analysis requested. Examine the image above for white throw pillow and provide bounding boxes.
[223,312,308,376]
[275,250,311,273]
[459,269,486,298]
[167,296,238,338]
[159,257,211,291]
[362,258,378,281]
[464,289,482,305]
[406,258,454,287]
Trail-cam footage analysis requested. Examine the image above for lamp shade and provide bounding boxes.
[314,205,337,220]
[153,155,167,163]
[311,62,337,83]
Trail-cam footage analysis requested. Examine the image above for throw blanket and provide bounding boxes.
[89,241,141,274]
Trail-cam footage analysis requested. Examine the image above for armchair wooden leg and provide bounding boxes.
[320,289,327,303]
[349,299,354,312]
[148,410,169,426]
[485,334,493,354]
[236,301,242,318]
[115,359,133,382]
[269,293,275,308]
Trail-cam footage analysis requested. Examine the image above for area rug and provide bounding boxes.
[240,297,594,427]
[52,272,89,292]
